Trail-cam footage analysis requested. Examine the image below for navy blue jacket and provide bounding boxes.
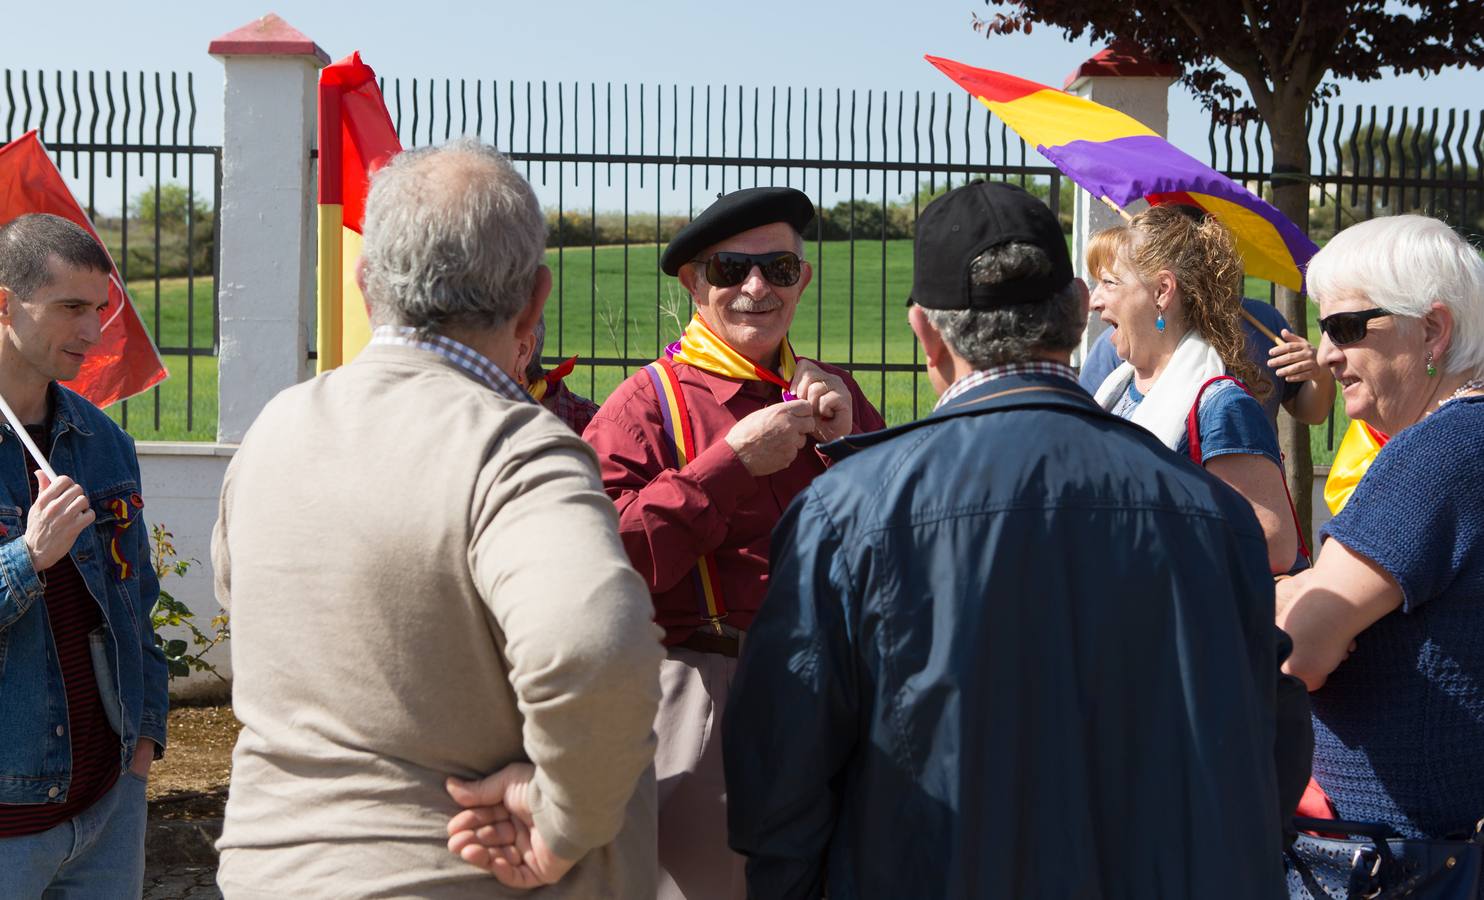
[724,373,1311,900]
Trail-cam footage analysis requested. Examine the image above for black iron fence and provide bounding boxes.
[1205,102,1483,450]
[4,67,1474,445]
[1,69,221,441]
[378,76,1482,437]
[379,78,1071,422]
[1208,101,1483,242]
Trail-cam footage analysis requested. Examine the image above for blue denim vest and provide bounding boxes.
[0,384,167,805]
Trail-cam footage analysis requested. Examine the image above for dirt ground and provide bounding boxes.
[148,704,239,821]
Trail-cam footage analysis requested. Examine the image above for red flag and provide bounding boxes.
[317,52,403,370]
[0,131,167,407]
[319,51,401,232]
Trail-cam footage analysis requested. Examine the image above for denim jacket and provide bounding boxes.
[0,383,167,805]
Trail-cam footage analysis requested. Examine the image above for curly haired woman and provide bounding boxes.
[1088,205,1300,573]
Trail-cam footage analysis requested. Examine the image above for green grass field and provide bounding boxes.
[107,250,1348,465]
[103,275,216,442]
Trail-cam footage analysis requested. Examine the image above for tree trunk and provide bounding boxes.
[1267,102,1316,548]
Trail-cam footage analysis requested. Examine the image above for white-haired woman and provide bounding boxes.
[1278,214,1484,839]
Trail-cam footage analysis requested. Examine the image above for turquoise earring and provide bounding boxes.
[1155,311,1166,333]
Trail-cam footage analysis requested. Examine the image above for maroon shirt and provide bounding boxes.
[584,359,885,644]
[540,380,600,435]
[0,425,120,836]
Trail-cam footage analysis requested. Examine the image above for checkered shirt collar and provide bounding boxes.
[934,360,1080,410]
[369,326,532,404]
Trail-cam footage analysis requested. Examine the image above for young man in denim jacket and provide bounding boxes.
[0,213,167,898]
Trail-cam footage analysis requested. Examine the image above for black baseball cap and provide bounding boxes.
[660,187,815,276]
[908,181,1073,309]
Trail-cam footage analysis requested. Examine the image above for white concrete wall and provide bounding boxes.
[214,54,319,443]
[137,442,234,702]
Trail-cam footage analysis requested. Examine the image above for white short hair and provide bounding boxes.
[1306,215,1484,377]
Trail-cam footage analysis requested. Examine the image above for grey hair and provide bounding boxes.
[0,213,111,297]
[1306,214,1484,378]
[360,139,545,334]
[924,242,1083,368]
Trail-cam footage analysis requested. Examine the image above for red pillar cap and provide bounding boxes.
[208,12,329,65]
[1064,40,1179,89]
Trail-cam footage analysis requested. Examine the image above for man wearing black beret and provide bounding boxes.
[722,181,1311,897]
[583,186,885,899]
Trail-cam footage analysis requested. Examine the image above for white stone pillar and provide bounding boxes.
[209,14,328,442]
[1063,48,1177,367]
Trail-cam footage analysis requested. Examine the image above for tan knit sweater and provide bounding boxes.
[213,344,663,899]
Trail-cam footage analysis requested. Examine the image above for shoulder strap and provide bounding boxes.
[642,359,730,633]
[1185,375,1311,565]
[1185,376,1249,465]
[643,360,696,468]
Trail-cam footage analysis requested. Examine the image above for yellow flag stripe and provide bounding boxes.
[340,227,372,363]
[316,203,344,374]
[1184,191,1305,292]
[980,89,1158,150]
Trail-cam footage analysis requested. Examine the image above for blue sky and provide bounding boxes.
[5,0,1477,215]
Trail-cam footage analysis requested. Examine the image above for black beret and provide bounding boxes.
[660,187,815,276]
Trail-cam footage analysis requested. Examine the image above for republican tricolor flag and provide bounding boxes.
[926,56,1318,292]
[0,131,168,407]
[317,52,401,372]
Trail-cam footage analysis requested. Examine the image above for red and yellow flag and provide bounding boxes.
[317,52,401,372]
[0,131,167,406]
[1323,420,1389,515]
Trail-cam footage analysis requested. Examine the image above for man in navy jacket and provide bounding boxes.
[723,182,1311,899]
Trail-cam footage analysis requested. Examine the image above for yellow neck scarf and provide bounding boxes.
[666,313,796,392]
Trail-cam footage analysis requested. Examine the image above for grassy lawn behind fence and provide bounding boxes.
[107,252,1348,465]
[104,276,217,442]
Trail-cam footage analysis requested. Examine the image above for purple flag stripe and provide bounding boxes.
[1040,134,1318,274]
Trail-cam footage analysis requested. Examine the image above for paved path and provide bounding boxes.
[143,864,221,899]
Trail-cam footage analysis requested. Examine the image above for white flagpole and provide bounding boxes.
[0,392,57,481]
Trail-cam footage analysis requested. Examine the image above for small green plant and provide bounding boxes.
[149,523,229,682]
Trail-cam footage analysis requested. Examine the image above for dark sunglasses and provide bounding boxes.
[1318,308,1393,346]
[694,251,803,288]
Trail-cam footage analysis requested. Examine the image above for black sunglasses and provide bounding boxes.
[1318,308,1393,346]
[694,251,803,288]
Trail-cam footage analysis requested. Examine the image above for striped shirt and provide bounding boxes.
[369,326,531,404]
[935,360,1080,410]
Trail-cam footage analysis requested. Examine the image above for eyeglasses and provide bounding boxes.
[1318,308,1393,346]
[693,251,803,288]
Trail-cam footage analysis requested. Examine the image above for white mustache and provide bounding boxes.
[731,295,781,313]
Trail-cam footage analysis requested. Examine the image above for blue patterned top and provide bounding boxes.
[1313,394,1484,838]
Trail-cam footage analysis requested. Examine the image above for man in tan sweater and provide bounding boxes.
[212,140,664,898]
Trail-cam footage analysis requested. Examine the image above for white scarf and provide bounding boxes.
[1093,331,1226,450]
